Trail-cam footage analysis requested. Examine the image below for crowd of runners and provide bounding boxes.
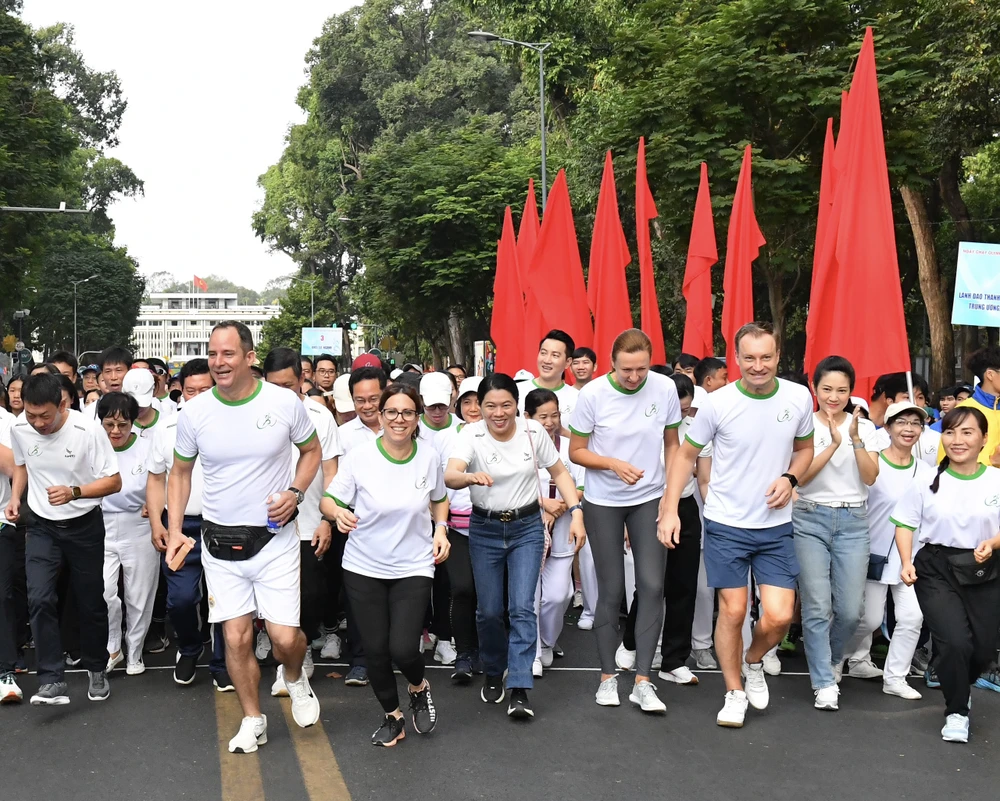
[2,320,999,750]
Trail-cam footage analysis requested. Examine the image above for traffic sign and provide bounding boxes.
[15,340,24,352]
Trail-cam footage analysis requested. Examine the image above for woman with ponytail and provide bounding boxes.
[892,406,1000,744]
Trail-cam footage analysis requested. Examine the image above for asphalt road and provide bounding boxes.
[4,615,998,801]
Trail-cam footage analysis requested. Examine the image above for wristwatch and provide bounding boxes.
[567,503,584,515]
[71,486,82,500]
[288,487,305,505]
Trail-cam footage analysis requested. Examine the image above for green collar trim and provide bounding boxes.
[946,464,987,481]
[135,409,159,430]
[212,380,262,407]
[735,377,779,399]
[607,373,647,395]
[113,433,137,452]
[533,378,565,391]
[377,438,417,465]
[879,452,915,470]
[421,413,453,431]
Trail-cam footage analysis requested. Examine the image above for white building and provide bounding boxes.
[131,293,280,368]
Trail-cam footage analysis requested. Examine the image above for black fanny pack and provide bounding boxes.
[203,523,276,562]
[946,551,1000,586]
[867,553,889,582]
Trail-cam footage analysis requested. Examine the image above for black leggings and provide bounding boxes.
[343,570,432,713]
[447,530,478,655]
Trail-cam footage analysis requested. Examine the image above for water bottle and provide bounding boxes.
[265,495,282,533]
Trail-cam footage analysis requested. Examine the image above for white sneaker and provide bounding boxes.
[615,643,636,671]
[659,666,699,685]
[577,616,594,631]
[532,657,543,678]
[319,632,342,660]
[255,630,271,660]
[832,660,844,684]
[692,648,718,670]
[762,652,782,676]
[303,648,315,680]
[106,651,124,673]
[271,665,289,697]
[742,661,769,710]
[941,713,970,743]
[847,659,883,680]
[434,639,457,666]
[126,659,145,676]
[309,630,328,650]
[717,690,748,728]
[228,715,267,754]
[814,685,840,710]
[540,645,554,668]
[0,673,23,704]
[573,589,583,608]
[420,632,437,653]
[285,670,321,727]
[650,652,662,672]
[628,680,666,714]
[596,676,620,706]
[883,679,922,700]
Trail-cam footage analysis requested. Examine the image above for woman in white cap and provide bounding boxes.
[843,401,933,699]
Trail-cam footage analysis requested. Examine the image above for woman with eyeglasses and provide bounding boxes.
[893,406,1000,743]
[321,384,450,747]
[445,373,586,720]
[97,392,157,677]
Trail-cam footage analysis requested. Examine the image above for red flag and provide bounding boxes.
[517,179,544,373]
[491,207,526,375]
[588,151,633,372]
[523,170,593,358]
[721,145,766,380]
[806,28,909,399]
[681,162,718,359]
[193,275,208,292]
[636,137,666,364]
[517,179,540,285]
[803,118,838,380]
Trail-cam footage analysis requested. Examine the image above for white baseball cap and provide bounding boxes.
[457,376,482,400]
[390,368,403,380]
[122,368,155,408]
[884,401,928,425]
[332,373,354,414]
[514,369,533,381]
[420,371,454,408]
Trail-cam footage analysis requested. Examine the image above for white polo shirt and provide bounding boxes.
[293,397,343,542]
[173,381,316,527]
[517,380,580,418]
[686,378,815,528]
[326,439,446,579]
[569,372,682,507]
[338,415,381,454]
[103,433,152,514]
[147,413,205,517]
[10,409,120,521]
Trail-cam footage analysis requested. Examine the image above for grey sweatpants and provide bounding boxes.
[584,498,665,676]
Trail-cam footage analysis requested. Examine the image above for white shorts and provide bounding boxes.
[202,528,301,627]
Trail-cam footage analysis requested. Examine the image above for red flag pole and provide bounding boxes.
[636,137,666,364]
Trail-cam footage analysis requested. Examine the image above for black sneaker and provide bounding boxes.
[408,682,437,734]
[174,652,199,686]
[30,682,70,706]
[144,631,169,655]
[87,670,110,702]
[213,670,236,693]
[507,688,533,719]
[452,654,473,684]
[344,665,369,686]
[481,674,504,704]
[371,714,406,747]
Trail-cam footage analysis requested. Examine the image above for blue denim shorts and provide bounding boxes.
[703,519,799,590]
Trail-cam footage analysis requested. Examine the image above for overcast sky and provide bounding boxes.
[21,0,358,291]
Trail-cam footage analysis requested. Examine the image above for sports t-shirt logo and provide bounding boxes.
[645,403,658,418]
[984,494,1000,508]
[131,464,145,475]
[523,450,532,461]
[28,445,41,457]
[486,451,500,465]
[415,476,428,490]
[64,448,75,459]
[776,408,793,423]
[256,413,276,430]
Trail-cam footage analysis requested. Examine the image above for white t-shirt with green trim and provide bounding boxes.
[517,379,579,418]
[292,397,343,542]
[868,453,934,584]
[686,378,815,529]
[675,416,713,499]
[173,380,316,527]
[541,435,585,557]
[569,372,682,507]
[102,433,152,514]
[417,413,460,461]
[865,426,941,467]
[449,419,560,511]
[890,464,1000,550]
[325,439,446,579]
[147,413,205,517]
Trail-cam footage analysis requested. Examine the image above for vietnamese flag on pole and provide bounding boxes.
[523,169,593,359]
[721,145,766,380]
[588,151,633,372]
[193,275,208,292]
[681,162,718,359]
[491,207,526,375]
[636,137,666,365]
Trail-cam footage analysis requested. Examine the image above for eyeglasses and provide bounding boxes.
[892,420,924,429]
[354,395,381,407]
[316,369,336,376]
[382,408,417,422]
[102,421,131,431]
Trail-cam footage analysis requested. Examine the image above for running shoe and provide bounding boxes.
[481,674,505,704]
[344,665,369,686]
[925,667,941,688]
[451,654,473,684]
[320,632,342,660]
[271,664,289,697]
[303,648,315,679]
[847,659,883,680]
[285,670,321,727]
[229,715,267,754]
[742,661,769,710]
[941,713,970,743]
[762,652,782,676]
[106,651,124,673]
[596,676,620,706]
[629,680,666,713]
[87,670,110,701]
[659,666,698,685]
[651,652,662,672]
[832,660,844,684]
[540,645,554,668]
[814,686,839,711]
[64,652,82,667]
[126,658,146,676]
[717,690,748,728]
[30,682,70,706]
[507,688,533,718]
[778,633,797,653]
[910,646,931,674]
[0,672,23,704]
[883,679,922,700]
[421,632,438,653]
[214,670,236,693]
[174,652,199,686]
[255,630,272,661]
[408,681,437,734]
[573,589,583,608]
[371,714,406,747]
[552,644,564,658]
[974,664,1000,693]
[577,616,594,631]
[692,648,718,670]
[532,657,543,678]
[615,643,636,671]
[13,657,27,674]
[143,630,169,655]
[434,640,457,666]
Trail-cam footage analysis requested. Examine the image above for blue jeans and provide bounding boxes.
[468,513,545,689]
[792,500,870,689]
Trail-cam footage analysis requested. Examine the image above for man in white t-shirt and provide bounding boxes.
[338,365,386,454]
[517,330,580,418]
[166,322,322,754]
[5,373,122,707]
[662,323,814,728]
[263,348,342,695]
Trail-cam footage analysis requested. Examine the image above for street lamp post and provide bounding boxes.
[288,276,319,327]
[469,30,552,210]
[72,274,98,356]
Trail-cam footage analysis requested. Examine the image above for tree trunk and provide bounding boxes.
[761,265,787,356]
[429,337,443,371]
[446,309,467,367]
[899,185,955,389]
[940,154,980,376]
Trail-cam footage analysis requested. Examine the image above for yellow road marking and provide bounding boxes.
[215,692,266,801]
[281,701,353,801]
